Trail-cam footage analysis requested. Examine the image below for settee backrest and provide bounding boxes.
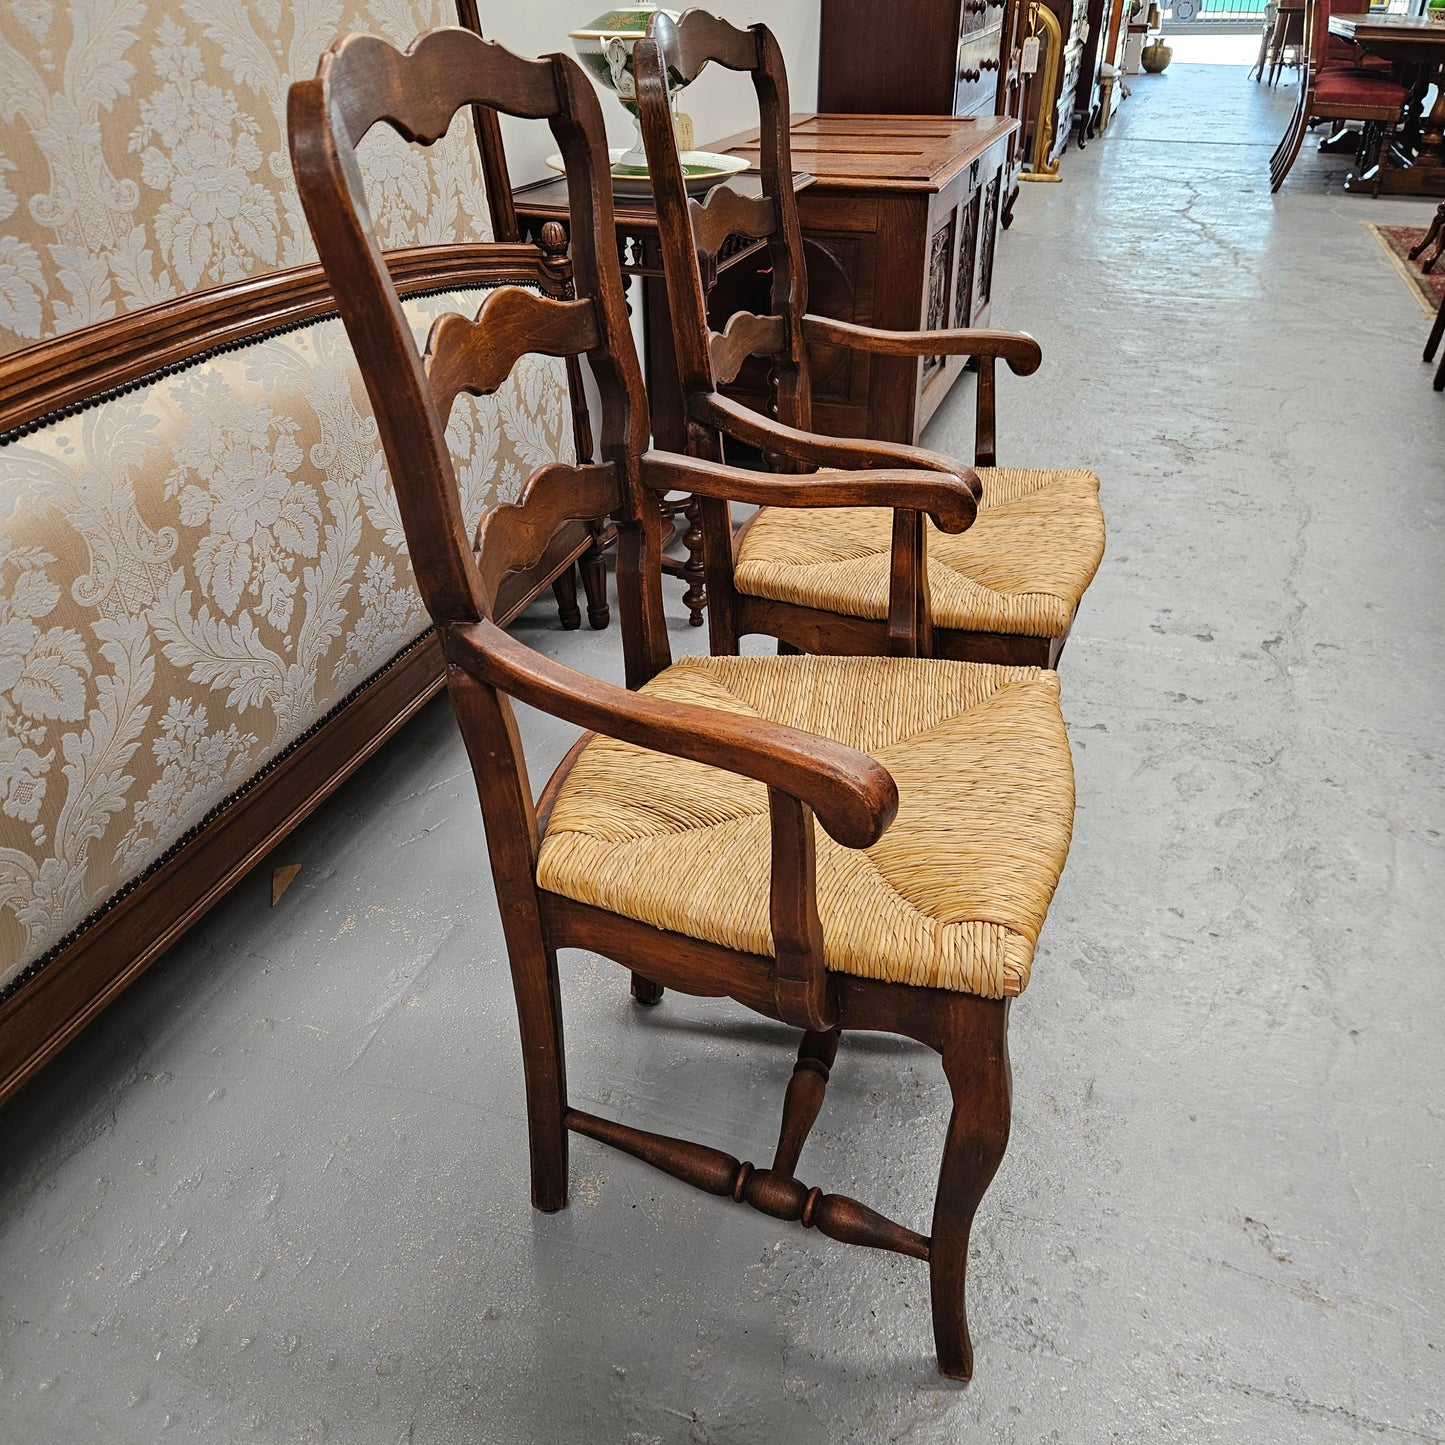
[0,2,580,998]
[0,0,516,354]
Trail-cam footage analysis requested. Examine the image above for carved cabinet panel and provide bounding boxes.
[712,114,1016,447]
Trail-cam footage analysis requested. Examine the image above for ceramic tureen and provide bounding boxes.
[564,1,747,193]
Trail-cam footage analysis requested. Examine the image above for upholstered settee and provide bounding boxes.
[0,0,593,1102]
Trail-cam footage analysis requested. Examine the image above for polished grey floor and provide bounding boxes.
[3,65,1443,1445]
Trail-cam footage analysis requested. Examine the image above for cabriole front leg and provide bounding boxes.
[930,995,1012,1380]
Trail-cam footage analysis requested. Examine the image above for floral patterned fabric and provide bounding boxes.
[0,3,582,992]
[0,288,576,989]
[0,0,494,353]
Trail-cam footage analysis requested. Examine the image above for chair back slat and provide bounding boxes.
[475,462,623,615]
[661,10,758,80]
[689,188,778,264]
[709,312,788,386]
[637,10,812,431]
[290,27,657,662]
[327,29,562,148]
[425,289,601,417]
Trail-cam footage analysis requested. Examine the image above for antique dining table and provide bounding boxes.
[1328,11,1445,196]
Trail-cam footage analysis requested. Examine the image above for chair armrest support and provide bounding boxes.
[640,449,977,534]
[693,392,979,495]
[802,315,1043,374]
[443,619,899,850]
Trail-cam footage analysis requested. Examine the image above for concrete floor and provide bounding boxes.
[3,65,1444,1444]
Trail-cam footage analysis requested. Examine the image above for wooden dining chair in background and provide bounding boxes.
[290,24,1082,1381]
[635,10,1105,669]
[1250,3,1279,81]
[1266,2,1306,87]
[1425,292,1445,393]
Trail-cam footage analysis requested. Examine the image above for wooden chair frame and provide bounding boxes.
[290,25,1032,1380]
[1425,288,1445,393]
[635,10,1077,668]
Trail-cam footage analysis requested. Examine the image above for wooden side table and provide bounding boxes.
[514,173,811,626]
[708,114,1018,447]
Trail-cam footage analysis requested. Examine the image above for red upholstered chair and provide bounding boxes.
[1316,0,1392,76]
[1270,0,1409,192]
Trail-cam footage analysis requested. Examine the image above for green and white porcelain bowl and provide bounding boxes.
[569,2,685,172]
[545,146,748,197]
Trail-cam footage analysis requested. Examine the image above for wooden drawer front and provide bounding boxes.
[959,0,993,33]
[955,24,1004,116]
[1056,38,1083,144]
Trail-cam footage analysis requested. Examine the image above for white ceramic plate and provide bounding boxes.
[544,148,749,197]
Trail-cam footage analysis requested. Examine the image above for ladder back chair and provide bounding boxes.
[635,10,1105,668]
[289,26,1079,1381]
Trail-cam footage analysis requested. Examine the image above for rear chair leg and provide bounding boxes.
[930,997,1012,1381]
[631,973,664,1005]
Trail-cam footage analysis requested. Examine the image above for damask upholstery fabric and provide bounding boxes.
[0,0,494,354]
[538,657,1076,1000]
[0,289,576,992]
[0,3,581,992]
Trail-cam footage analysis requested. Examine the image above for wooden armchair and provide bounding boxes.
[635,10,1105,668]
[290,26,1080,1380]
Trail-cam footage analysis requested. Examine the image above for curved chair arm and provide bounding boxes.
[443,618,899,851]
[799,318,1041,468]
[640,450,977,534]
[693,393,979,495]
[801,315,1043,374]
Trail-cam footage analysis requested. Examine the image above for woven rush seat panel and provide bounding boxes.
[536,656,1074,998]
[733,467,1106,638]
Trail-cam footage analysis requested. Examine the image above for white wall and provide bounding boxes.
[481,2,821,185]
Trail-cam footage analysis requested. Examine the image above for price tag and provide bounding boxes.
[1021,35,1040,73]
[674,111,695,150]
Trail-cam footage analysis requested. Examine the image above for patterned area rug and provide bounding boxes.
[1364,222,1445,318]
